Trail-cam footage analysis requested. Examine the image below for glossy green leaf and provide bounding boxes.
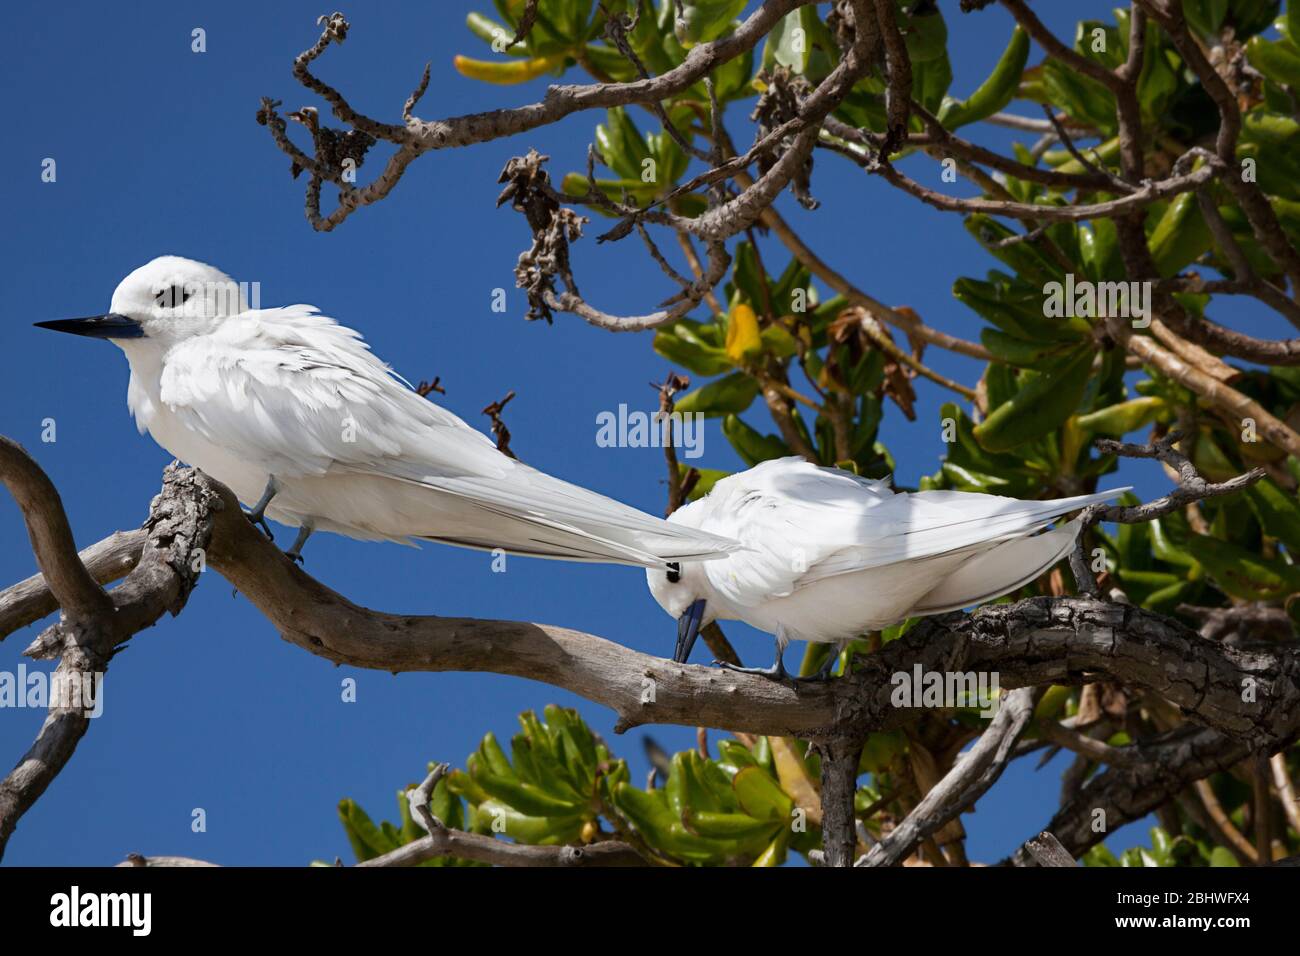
[723,414,790,466]
[674,371,761,416]
[731,765,795,822]
[1184,533,1300,601]
[938,27,1028,129]
[973,347,1095,452]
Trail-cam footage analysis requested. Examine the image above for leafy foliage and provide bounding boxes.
[336,706,829,866]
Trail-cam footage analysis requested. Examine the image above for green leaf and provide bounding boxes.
[1245,478,1300,552]
[1074,396,1166,436]
[1080,220,1123,282]
[477,732,514,778]
[731,766,795,821]
[938,27,1028,129]
[653,320,734,376]
[683,810,776,840]
[1183,0,1229,36]
[731,241,766,309]
[859,731,905,775]
[912,49,953,114]
[954,274,1085,342]
[610,783,730,861]
[722,414,790,466]
[973,347,1095,452]
[1147,192,1212,277]
[675,371,761,416]
[762,8,812,74]
[472,766,585,817]
[1226,0,1284,40]
[902,6,948,62]
[595,107,651,180]
[472,799,585,844]
[338,799,399,862]
[674,0,747,48]
[1184,532,1300,600]
[465,12,532,57]
[1039,58,1117,133]
[980,328,1077,368]
[750,833,788,867]
[965,216,1067,286]
[1209,846,1240,867]
[1247,35,1300,87]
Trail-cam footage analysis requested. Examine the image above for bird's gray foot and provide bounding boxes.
[247,514,274,541]
[717,642,789,681]
[717,659,788,680]
[285,524,313,564]
[244,477,279,541]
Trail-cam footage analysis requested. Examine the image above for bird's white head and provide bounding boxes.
[645,500,718,664]
[36,256,248,348]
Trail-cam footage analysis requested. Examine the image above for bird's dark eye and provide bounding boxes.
[666,562,681,584]
[155,285,192,308]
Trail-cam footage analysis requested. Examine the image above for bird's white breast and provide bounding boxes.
[121,341,271,507]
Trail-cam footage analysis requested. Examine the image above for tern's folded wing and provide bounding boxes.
[157,306,511,480]
[688,457,1125,606]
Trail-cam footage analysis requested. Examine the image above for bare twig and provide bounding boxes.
[1069,430,1265,594]
[857,688,1035,866]
[481,390,518,459]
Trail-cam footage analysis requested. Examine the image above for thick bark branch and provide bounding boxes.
[0,438,114,622]
[1007,725,1253,865]
[0,529,143,641]
[10,465,1298,747]
[0,455,216,860]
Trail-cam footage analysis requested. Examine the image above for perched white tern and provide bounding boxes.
[36,256,739,567]
[646,457,1126,679]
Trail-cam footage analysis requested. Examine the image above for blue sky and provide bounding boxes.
[0,0,1186,865]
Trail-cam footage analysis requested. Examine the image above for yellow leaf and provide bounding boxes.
[750,832,788,867]
[725,302,762,363]
[769,736,822,826]
[453,54,562,85]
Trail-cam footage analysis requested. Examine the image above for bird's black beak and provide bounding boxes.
[34,313,144,339]
[673,598,707,664]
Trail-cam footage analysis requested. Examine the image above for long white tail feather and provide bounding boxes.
[911,519,1084,614]
[864,487,1128,570]
[374,470,740,566]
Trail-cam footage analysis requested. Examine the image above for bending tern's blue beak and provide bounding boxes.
[35,313,144,339]
[673,598,707,664]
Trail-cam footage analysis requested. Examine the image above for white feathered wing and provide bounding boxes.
[150,306,737,566]
[669,458,1124,639]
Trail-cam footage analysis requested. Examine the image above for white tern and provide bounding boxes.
[646,457,1126,679]
[36,256,739,567]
